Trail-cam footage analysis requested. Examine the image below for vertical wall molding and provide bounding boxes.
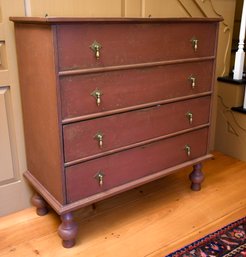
[121,0,125,17]
[141,0,145,17]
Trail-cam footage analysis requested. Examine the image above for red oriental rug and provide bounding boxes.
[165,217,246,257]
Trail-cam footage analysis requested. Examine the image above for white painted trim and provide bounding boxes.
[24,0,32,16]
[233,0,246,80]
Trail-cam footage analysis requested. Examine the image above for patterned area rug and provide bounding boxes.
[166,217,246,257]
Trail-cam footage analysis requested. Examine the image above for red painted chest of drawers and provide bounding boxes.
[10,17,221,248]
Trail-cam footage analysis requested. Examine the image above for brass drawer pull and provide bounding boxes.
[186,112,193,124]
[185,144,191,157]
[90,41,102,59]
[190,37,198,52]
[94,131,104,148]
[91,88,103,106]
[188,75,196,89]
[94,171,105,187]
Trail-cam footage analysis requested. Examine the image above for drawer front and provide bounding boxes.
[63,96,211,162]
[60,60,214,120]
[66,128,209,203]
[57,22,217,70]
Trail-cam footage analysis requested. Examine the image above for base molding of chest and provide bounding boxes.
[24,153,212,215]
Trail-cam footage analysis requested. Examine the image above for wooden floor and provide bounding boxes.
[1,152,246,257]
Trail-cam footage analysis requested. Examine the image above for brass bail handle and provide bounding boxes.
[94,171,105,187]
[91,88,103,106]
[90,41,102,59]
[191,37,198,52]
[94,131,104,148]
[185,145,191,157]
[189,75,196,89]
[95,91,101,106]
[186,112,193,124]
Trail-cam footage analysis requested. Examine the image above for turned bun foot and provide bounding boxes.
[189,163,204,191]
[31,194,49,216]
[58,213,78,248]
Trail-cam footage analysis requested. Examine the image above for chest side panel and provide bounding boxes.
[14,24,64,203]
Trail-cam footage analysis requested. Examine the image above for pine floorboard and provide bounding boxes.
[1,151,246,256]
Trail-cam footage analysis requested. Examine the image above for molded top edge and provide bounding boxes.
[9,16,223,24]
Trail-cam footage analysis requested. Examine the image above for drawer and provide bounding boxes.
[57,22,217,70]
[60,60,214,120]
[66,127,209,203]
[63,96,211,162]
